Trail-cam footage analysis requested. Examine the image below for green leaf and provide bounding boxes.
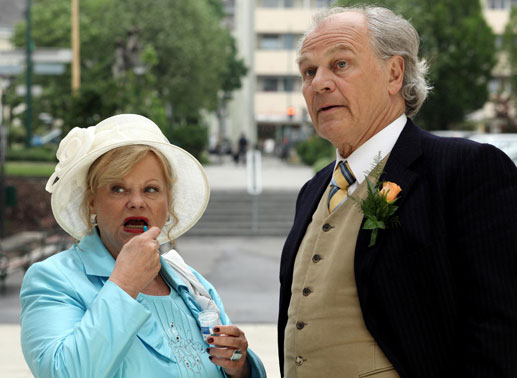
[368,229,378,247]
[363,218,385,230]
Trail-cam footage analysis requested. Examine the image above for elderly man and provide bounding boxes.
[278,5,517,378]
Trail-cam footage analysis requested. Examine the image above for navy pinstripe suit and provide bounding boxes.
[278,119,517,377]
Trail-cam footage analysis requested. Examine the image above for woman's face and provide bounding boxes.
[89,152,169,257]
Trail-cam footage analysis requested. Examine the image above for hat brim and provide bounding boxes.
[50,140,210,244]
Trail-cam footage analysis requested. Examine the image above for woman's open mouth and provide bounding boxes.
[123,217,149,233]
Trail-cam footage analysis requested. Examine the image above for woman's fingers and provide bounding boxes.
[207,345,242,359]
[109,226,162,298]
[207,326,248,350]
[206,326,251,376]
[206,325,248,361]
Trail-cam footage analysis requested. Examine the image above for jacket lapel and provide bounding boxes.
[77,232,176,361]
[355,119,422,303]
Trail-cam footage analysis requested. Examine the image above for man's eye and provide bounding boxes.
[111,186,124,193]
[337,61,347,69]
[145,187,159,193]
[304,68,316,78]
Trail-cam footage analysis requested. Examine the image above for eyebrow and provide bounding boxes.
[297,44,354,66]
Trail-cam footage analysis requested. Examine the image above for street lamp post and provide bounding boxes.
[71,0,80,94]
[25,0,33,148]
[0,79,8,238]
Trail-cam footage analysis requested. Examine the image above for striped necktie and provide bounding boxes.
[328,161,356,213]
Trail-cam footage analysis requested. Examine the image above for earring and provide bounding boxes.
[90,214,97,225]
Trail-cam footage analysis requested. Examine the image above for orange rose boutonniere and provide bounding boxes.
[379,182,402,202]
[353,155,402,247]
[359,179,401,247]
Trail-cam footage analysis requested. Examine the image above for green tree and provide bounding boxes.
[503,7,517,121]
[334,0,496,130]
[10,0,247,158]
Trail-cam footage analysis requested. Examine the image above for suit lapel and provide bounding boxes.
[355,120,422,302]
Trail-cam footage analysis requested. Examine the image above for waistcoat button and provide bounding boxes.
[296,356,305,366]
[296,321,305,330]
[312,254,322,263]
[302,287,311,296]
[322,223,333,232]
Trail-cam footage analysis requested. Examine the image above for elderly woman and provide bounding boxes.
[20,114,266,378]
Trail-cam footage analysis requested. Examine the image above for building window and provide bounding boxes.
[495,35,504,49]
[489,79,498,94]
[260,34,282,49]
[489,0,508,8]
[258,33,302,50]
[261,0,280,7]
[283,77,296,92]
[258,76,301,92]
[315,0,333,8]
[283,34,296,49]
[259,0,321,7]
[262,77,279,91]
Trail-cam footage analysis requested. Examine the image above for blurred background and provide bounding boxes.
[0,0,516,377]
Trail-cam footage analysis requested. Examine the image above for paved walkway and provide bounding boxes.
[204,154,313,191]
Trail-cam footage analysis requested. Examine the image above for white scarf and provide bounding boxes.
[162,249,220,317]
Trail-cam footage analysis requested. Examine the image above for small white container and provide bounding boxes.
[199,310,219,342]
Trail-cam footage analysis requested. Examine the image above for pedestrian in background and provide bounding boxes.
[20,114,266,378]
[278,5,517,377]
[235,133,248,165]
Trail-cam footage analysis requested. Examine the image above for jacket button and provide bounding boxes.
[322,223,333,232]
[296,321,305,330]
[302,287,312,296]
[296,356,305,366]
[312,254,322,263]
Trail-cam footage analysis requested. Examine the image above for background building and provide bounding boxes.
[221,0,333,156]
[0,0,25,52]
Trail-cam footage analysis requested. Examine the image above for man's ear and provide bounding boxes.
[387,55,404,96]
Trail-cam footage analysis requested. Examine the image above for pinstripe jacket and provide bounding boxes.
[278,119,517,377]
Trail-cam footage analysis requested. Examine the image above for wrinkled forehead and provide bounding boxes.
[299,12,369,62]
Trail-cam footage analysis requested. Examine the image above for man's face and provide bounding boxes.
[298,12,401,156]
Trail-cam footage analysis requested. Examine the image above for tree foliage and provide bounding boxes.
[10,0,247,158]
[334,0,496,130]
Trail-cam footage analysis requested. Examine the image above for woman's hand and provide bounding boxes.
[109,227,161,298]
[206,325,251,378]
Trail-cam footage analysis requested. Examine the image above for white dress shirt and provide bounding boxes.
[335,114,407,195]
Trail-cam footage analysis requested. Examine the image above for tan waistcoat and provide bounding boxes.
[284,179,398,378]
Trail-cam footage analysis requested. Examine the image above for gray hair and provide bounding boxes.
[298,5,431,117]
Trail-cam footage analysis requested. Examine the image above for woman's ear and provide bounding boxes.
[88,193,96,215]
[387,55,404,96]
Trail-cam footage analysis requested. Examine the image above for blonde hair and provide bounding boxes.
[82,145,178,242]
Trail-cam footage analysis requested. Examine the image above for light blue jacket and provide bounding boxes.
[20,232,266,378]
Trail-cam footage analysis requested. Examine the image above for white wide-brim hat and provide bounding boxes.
[46,114,210,244]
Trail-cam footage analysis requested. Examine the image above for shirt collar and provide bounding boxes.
[335,114,407,185]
